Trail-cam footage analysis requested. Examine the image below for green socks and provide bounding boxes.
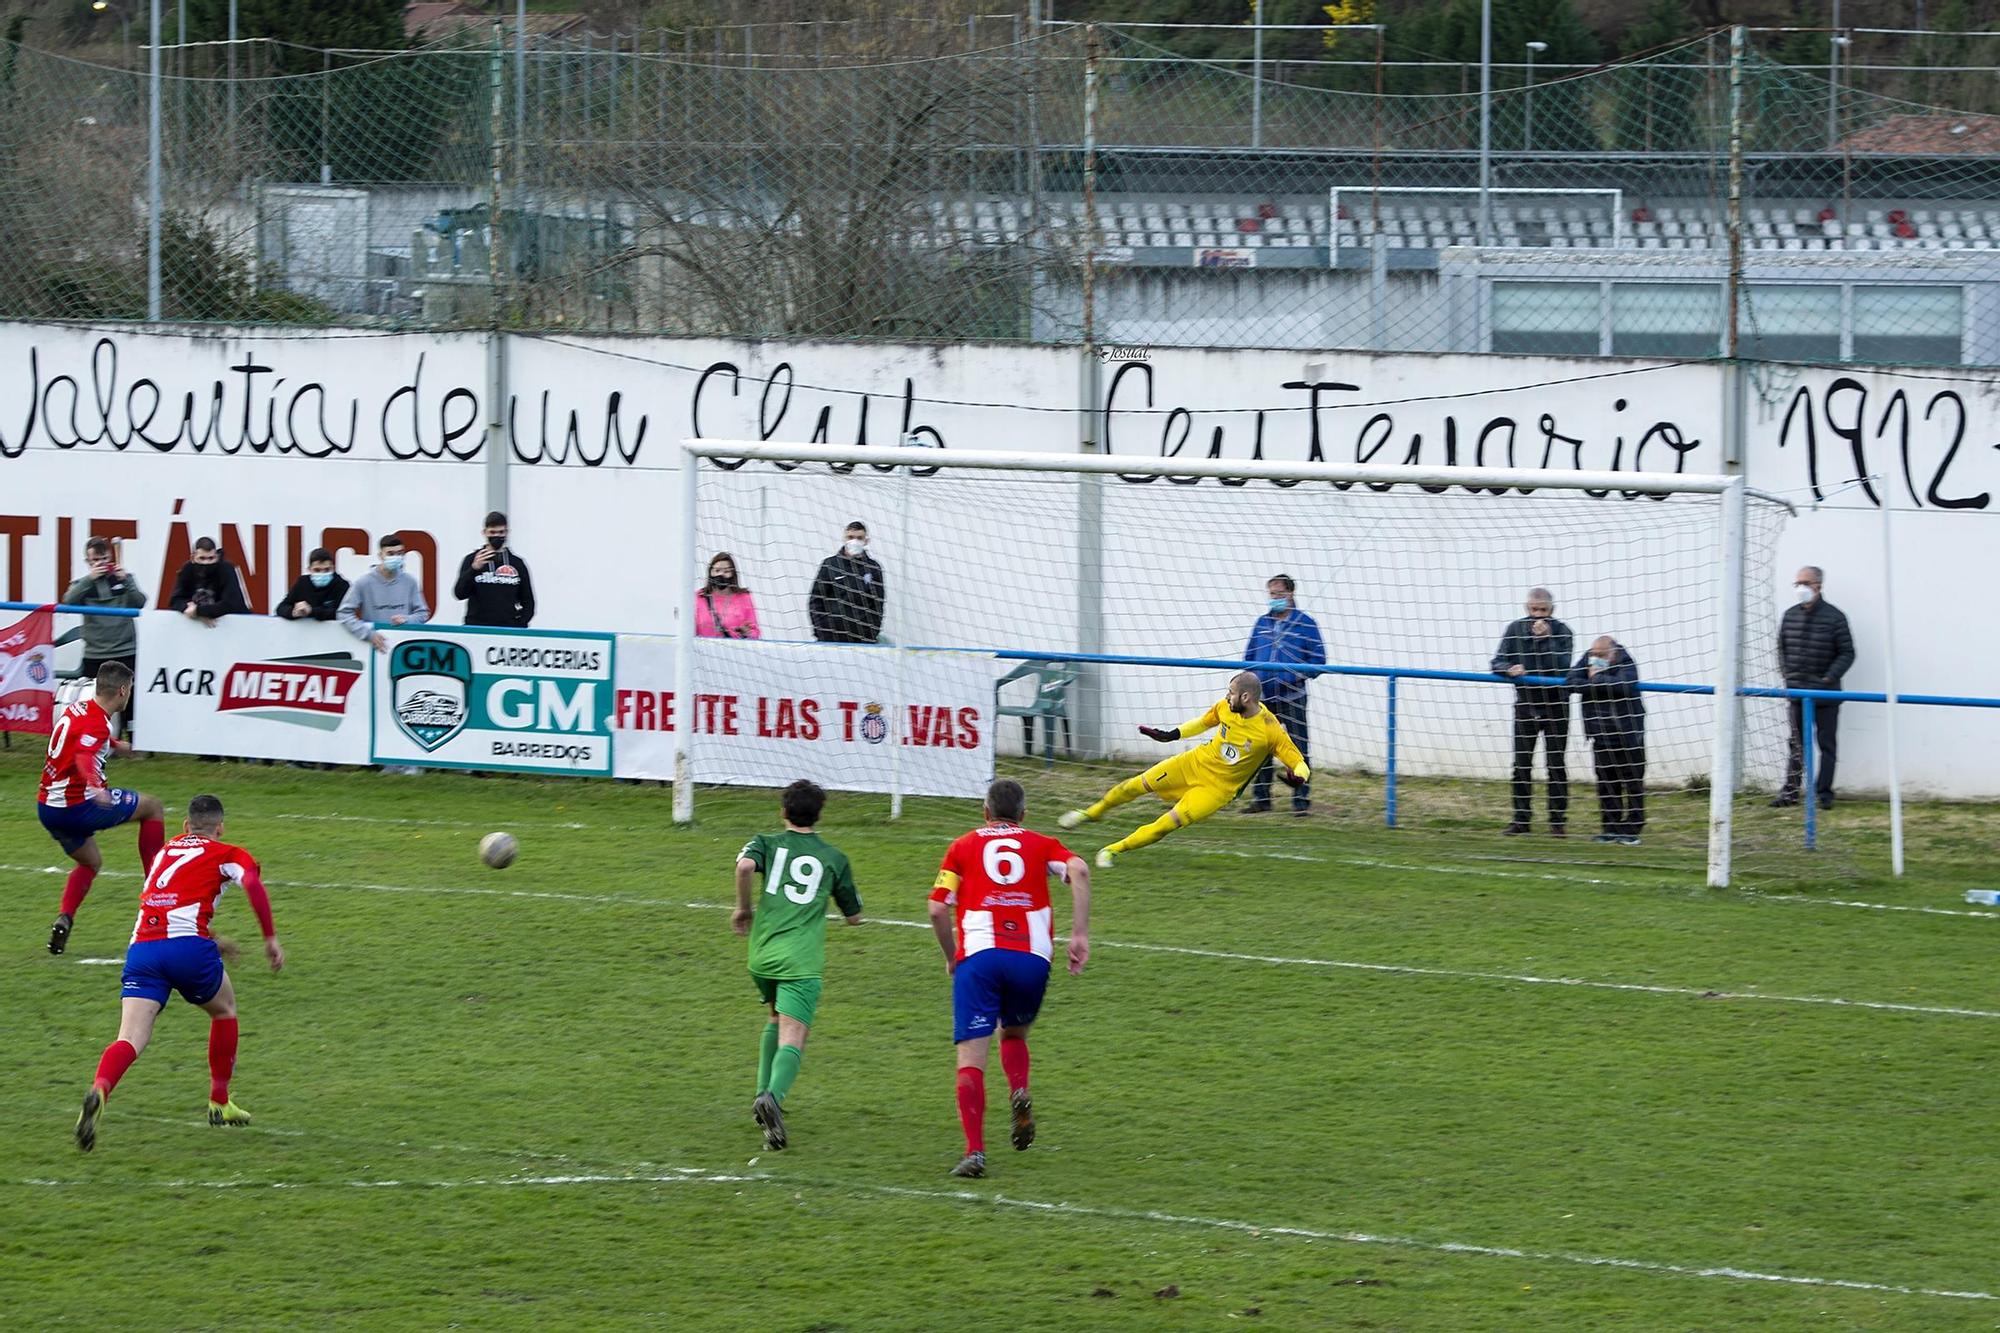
[757,1022,780,1094]
[769,1044,805,1104]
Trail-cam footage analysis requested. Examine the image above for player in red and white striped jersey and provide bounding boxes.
[73,794,285,1153]
[927,779,1090,1180]
[34,662,165,956]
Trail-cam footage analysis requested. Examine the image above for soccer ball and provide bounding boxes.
[479,831,518,870]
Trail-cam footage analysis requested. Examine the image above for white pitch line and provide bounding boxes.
[14,864,2000,1020]
[12,1162,1992,1303]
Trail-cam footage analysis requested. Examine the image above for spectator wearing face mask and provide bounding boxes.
[1772,564,1855,810]
[339,532,430,653]
[454,510,535,628]
[168,537,251,626]
[809,521,885,644]
[276,548,350,622]
[64,536,146,738]
[695,552,761,639]
[1241,574,1327,815]
[1569,634,1646,845]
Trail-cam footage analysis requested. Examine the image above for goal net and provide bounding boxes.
[676,440,1803,886]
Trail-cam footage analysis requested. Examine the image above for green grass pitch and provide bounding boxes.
[2,750,1997,1330]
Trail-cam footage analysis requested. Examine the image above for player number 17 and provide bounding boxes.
[765,848,825,905]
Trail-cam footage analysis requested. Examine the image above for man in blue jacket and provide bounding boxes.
[1569,634,1646,845]
[1242,575,1327,815]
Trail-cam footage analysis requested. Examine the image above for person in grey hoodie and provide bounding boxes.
[64,536,147,736]
[338,533,430,652]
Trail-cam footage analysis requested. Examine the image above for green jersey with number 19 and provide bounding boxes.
[739,830,862,980]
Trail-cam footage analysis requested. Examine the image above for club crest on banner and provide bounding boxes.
[389,639,473,751]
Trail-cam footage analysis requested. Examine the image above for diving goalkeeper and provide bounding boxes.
[1060,671,1309,868]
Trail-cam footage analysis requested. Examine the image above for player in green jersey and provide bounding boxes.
[733,779,864,1151]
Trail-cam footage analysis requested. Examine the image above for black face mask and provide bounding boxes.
[708,572,735,589]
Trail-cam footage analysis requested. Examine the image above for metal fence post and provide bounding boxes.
[1082,23,1099,350]
[1385,675,1399,828]
[146,0,162,321]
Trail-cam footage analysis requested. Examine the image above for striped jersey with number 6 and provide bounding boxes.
[930,825,1077,963]
[132,835,259,943]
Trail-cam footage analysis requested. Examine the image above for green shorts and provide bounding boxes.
[753,974,823,1026]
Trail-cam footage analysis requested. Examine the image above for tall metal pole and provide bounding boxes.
[146,0,162,321]
[1725,26,1745,358]
[1524,42,1545,154]
[515,0,526,190]
[1826,0,1841,150]
[1251,1,1263,149]
[489,20,504,318]
[1477,0,1492,246]
[226,0,236,161]
[319,46,331,184]
[1082,23,1099,352]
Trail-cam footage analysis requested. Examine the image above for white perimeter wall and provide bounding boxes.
[1,322,1995,795]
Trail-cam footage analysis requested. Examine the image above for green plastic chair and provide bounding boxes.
[996,659,1076,767]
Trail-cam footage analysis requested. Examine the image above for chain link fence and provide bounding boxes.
[2,23,1998,364]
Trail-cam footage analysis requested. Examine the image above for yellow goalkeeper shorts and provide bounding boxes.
[1142,756,1240,825]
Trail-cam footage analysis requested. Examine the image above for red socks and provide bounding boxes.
[59,865,97,916]
[1000,1036,1030,1095]
[208,1017,239,1104]
[139,819,164,871]
[955,1067,986,1154]
[94,1040,137,1095]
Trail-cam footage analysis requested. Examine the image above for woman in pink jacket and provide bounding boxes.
[695,552,761,639]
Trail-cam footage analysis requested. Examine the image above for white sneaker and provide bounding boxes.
[1095,847,1116,869]
[1058,809,1089,830]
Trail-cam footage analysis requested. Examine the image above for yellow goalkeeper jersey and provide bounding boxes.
[1175,698,1306,790]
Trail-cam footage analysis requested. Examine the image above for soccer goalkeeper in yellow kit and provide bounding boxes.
[1061,672,1309,868]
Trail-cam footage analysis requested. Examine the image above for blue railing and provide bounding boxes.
[961,648,2000,851]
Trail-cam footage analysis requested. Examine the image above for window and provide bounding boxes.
[1491,281,1598,355]
[1853,286,1962,365]
[1611,283,1721,358]
[1739,285,1840,363]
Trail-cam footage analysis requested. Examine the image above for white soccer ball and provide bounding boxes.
[480,831,518,870]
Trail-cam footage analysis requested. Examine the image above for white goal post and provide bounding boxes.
[676,439,1788,889]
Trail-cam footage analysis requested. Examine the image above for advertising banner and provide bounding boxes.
[612,636,993,798]
[0,606,56,735]
[371,628,616,775]
[136,611,369,761]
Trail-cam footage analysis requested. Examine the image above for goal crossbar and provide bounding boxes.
[680,439,1742,497]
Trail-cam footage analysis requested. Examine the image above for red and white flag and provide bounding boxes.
[0,606,57,735]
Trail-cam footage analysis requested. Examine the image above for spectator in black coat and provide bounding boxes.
[1491,587,1575,836]
[809,520,886,644]
[1774,565,1856,810]
[168,537,250,626]
[276,548,350,621]
[454,511,535,628]
[1569,635,1646,845]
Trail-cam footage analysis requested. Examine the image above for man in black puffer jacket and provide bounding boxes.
[1774,565,1856,810]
